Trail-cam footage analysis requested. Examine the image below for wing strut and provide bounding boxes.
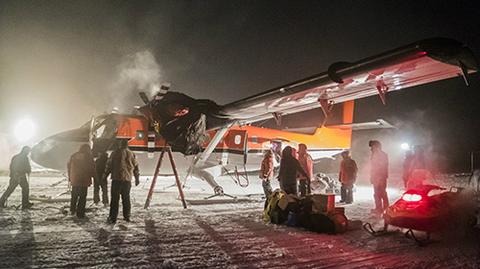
[376,80,389,105]
[459,60,471,86]
[196,122,235,167]
[318,98,334,118]
[184,122,237,197]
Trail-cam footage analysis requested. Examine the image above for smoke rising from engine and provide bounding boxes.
[111,50,163,110]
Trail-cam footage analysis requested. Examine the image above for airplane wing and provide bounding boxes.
[325,119,395,130]
[219,38,477,124]
[140,38,477,154]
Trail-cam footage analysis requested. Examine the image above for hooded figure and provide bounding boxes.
[338,150,358,204]
[0,146,32,209]
[369,140,389,214]
[297,144,313,197]
[104,139,140,223]
[259,150,274,198]
[68,144,95,218]
[278,146,308,195]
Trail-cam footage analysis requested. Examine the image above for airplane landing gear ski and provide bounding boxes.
[204,186,237,200]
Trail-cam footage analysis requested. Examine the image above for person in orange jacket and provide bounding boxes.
[68,144,96,218]
[338,150,358,204]
[259,150,274,198]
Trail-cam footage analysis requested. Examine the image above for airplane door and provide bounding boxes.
[222,129,248,166]
[224,129,248,155]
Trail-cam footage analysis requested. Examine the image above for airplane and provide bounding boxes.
[31,37,477,197]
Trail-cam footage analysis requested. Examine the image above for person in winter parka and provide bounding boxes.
[0,146,33,209]
[297,144,313,197]
[104,139,140,223]
[369,140,389,214]
[68,144,96,218]
[278,146,309,195]
[259,150,274,198]
[338,150,358,204]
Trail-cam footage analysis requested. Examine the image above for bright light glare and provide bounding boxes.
[14,118,35,142]
[400,142,410,150]
[402,193,422,202]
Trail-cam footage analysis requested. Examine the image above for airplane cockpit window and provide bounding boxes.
[92,117,117,140]
[95,125,106,138]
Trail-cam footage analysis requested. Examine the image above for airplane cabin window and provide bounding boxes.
[234,135,242,145]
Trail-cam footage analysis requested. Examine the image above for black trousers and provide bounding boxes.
[109,180,131,221]
[282,182,297,195]
[70,186,88,218]
[0,175,29,207]
[93,176,108,204]
[340,184,353,203]
[298,179,311,197]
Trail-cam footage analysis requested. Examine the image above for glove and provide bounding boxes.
[135,176,140,186]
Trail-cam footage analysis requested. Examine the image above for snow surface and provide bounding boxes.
[0,174,479,268]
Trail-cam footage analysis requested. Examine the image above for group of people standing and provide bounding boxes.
[1,137,413,220]
[68,139,140,223]
[0,140,140,225]
[259,140,394,215]
[260,144,314,198]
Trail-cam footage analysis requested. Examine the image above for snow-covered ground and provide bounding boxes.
[0,174,479,268]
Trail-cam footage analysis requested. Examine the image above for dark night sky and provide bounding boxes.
[0,1,479,171]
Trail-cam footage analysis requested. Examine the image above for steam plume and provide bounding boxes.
[111,50,163,110]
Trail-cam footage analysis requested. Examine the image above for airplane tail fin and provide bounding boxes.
[314,101,354,135]
[311,101,355,150]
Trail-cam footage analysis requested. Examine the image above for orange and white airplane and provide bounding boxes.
[31,38,477,196]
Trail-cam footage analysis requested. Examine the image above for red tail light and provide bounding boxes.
[402,193,422,202]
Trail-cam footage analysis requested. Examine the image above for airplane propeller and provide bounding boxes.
[139,91,150,105]
[88,116,95,148]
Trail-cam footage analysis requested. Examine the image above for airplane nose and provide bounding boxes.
[31,128,89,171]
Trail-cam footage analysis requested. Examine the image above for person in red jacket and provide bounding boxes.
[369,140,389,214]
[68,144,96,218]
[259,150,274,198]
[297,144,313,197]
[338,150,358,204]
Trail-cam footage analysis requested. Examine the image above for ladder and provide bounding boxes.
[144,146,187,209]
